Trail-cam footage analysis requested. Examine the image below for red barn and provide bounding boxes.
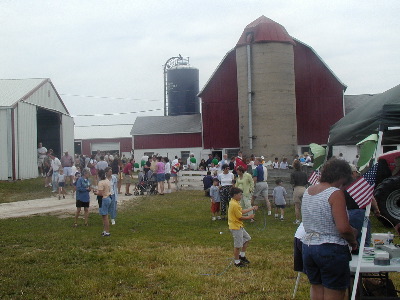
[199,16,347,160]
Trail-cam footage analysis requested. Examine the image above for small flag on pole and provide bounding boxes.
[308,170,321,185]
[346,163,378,208]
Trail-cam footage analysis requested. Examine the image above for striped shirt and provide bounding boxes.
[301,186,348,246]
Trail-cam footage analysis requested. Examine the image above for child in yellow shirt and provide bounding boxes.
[228,187,258,267]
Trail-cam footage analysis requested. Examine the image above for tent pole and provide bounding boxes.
[375,125,384,162]
[351,203,371,300]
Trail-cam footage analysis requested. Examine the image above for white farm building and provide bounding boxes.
[0,78,74,180]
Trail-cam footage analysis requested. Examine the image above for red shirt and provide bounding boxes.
[123,163,132,175]
[235,157,247,171]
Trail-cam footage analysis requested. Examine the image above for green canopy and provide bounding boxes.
[328,84,400,145]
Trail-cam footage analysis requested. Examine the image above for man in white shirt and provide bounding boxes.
[171,156,179,166]
[50,153,61,192]
[96,156,109,171]
[37,142,47,177]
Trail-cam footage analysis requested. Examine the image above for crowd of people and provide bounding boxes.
[38,143,387,297]
[37,144,135,236]
[202,151,311,224]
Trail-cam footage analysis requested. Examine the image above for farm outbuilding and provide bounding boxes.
[0,78,74,180]
[74,125,133,157]
[131,114,202,162]
[199,16,347,160]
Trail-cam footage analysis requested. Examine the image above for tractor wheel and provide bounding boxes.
[374,176,400,227]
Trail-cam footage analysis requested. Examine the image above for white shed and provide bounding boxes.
[0,78,74,180]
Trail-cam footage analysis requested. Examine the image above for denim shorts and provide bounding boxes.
[156,173,165,182]
[302,243,351,290]
[99,196,112,216]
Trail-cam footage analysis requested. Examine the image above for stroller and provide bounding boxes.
[133,170,158,195]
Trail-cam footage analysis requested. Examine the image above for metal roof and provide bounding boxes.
[236,15,296,46]
[131,114,202,136]
[75,125,133,140]
[0,78,48,107]
[344,94,375,115]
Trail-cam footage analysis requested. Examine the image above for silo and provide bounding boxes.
[236,16,298,160]
[167,61,200,116]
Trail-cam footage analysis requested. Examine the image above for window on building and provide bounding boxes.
[144,152,154,157]
[226,148,240,159]
[181,151,190,164]
[300,147,310,155]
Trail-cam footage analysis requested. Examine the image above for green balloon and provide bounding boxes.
[134,163,139,168]
[141,160,146,167]
[190,157,196,163]
[212,158,218,165]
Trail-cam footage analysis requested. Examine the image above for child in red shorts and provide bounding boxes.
[209,178,221,221]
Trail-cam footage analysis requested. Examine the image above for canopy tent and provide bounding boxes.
[328,84,400,145]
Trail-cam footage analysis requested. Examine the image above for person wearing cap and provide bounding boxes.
[61,150,74,186]
[252,157,272,215]
[344,164,380,247]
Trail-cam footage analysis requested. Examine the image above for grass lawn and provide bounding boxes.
[0,190,399,299]
[0,178,56,203]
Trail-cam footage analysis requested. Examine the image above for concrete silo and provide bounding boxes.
[236,16,297,160]
[166,58,200,116]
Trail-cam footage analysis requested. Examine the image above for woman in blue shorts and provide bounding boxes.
[301,159,357,299]
[95,169,112,237]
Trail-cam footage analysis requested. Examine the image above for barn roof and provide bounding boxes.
[0,78,69,113]
[75,125,133,140]
[131,114,202,136]
[344,94,375,115]
[236,15,296,46]
[0,78,47,107]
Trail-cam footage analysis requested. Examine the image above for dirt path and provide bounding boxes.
[0,194,135,219]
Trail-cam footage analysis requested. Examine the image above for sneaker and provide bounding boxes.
[274,214,278,219]
[125,193,132,196]
[268,211,272,216]
[211,217,216,221]
[239,256,250,264]
[111,219,116,225]
[63,195,65,199]
[234,261,246,268]
[101,232,111,237]
[250,219,255,223]
[217,216,222,220]
[293,220,301,225]
[280,217,284,221]
[58,195,61,200]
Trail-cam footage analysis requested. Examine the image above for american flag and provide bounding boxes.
[346,163,378,208]
[308,170,321,185]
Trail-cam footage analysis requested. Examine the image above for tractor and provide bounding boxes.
[373,150,400,227]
